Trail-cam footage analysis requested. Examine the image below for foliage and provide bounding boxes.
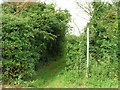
[88,2,118,83]
[65,2,118,87]
[65,34,86,84]
[1,1,118,88]
[2,2,71,83]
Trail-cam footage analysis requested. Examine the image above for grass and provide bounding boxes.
[27,58,85,88]
[2,58,118,88]
[86,78,118,88]
[29,58,118,88]
[2,58,85,88]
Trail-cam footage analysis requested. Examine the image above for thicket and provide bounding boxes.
[66,2,118,87]
[87,2,118,87]
[2,2,71,83]
[65,34,87,85]
[1,1,119,88]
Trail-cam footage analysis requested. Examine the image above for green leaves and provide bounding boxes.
[65,2,118,87]
[2,2,71,83]
[86,2,118,83]
[66,34,87,80]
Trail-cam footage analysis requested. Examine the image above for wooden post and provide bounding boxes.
[86,28,89,78]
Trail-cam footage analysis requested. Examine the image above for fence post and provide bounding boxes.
[86,28,89,78]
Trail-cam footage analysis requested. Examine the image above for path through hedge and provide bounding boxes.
[32,59,85,88]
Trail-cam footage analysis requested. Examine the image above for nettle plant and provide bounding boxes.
[88,2,118,80]
[65,2,118,87]
[65,34,87,83]
[2,2,71,83]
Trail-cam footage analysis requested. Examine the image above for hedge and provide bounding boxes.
[2,2,71,82]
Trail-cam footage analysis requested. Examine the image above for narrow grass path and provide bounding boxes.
[3,59,117,88]
[31,59,82,88]
[3,58,85,88]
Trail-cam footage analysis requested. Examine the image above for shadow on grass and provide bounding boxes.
[32,58,66,88]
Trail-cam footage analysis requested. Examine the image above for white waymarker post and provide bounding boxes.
[86,28,89,78]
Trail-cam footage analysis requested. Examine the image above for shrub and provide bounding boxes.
[2,15,39,82]
[2,2,71,83]
[65,34,86,83]
[65,2,118,87]
[88,2,118,81]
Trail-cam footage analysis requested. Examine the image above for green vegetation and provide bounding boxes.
[2,2,70,84]
[28,58,83,88]
[65,2,118,88]
[1,1,118,88]
[65,34,87,85]
[87,2,118,87]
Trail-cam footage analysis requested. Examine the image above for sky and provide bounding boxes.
[0,0,114,36]
[39,0,114,36]
[40,0,91,36]
[0,0,91,36]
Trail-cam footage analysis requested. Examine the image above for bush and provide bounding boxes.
[2,2,71,83]
[65,34,86,84]
[65,2,118,87]
[88,2,118,81]
[2,15,38,82]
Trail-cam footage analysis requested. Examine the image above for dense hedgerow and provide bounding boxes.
[86,2,118,87]
[66,2,118,87]
[2,2,71,82]
[88,2,118,80]
[65,34,86,84]
[2,15,40,82]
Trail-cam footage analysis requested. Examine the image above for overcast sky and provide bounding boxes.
[0,0,114,36]
[39,0,113,36]
[0,0,91,36]
[40,0,92,36]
